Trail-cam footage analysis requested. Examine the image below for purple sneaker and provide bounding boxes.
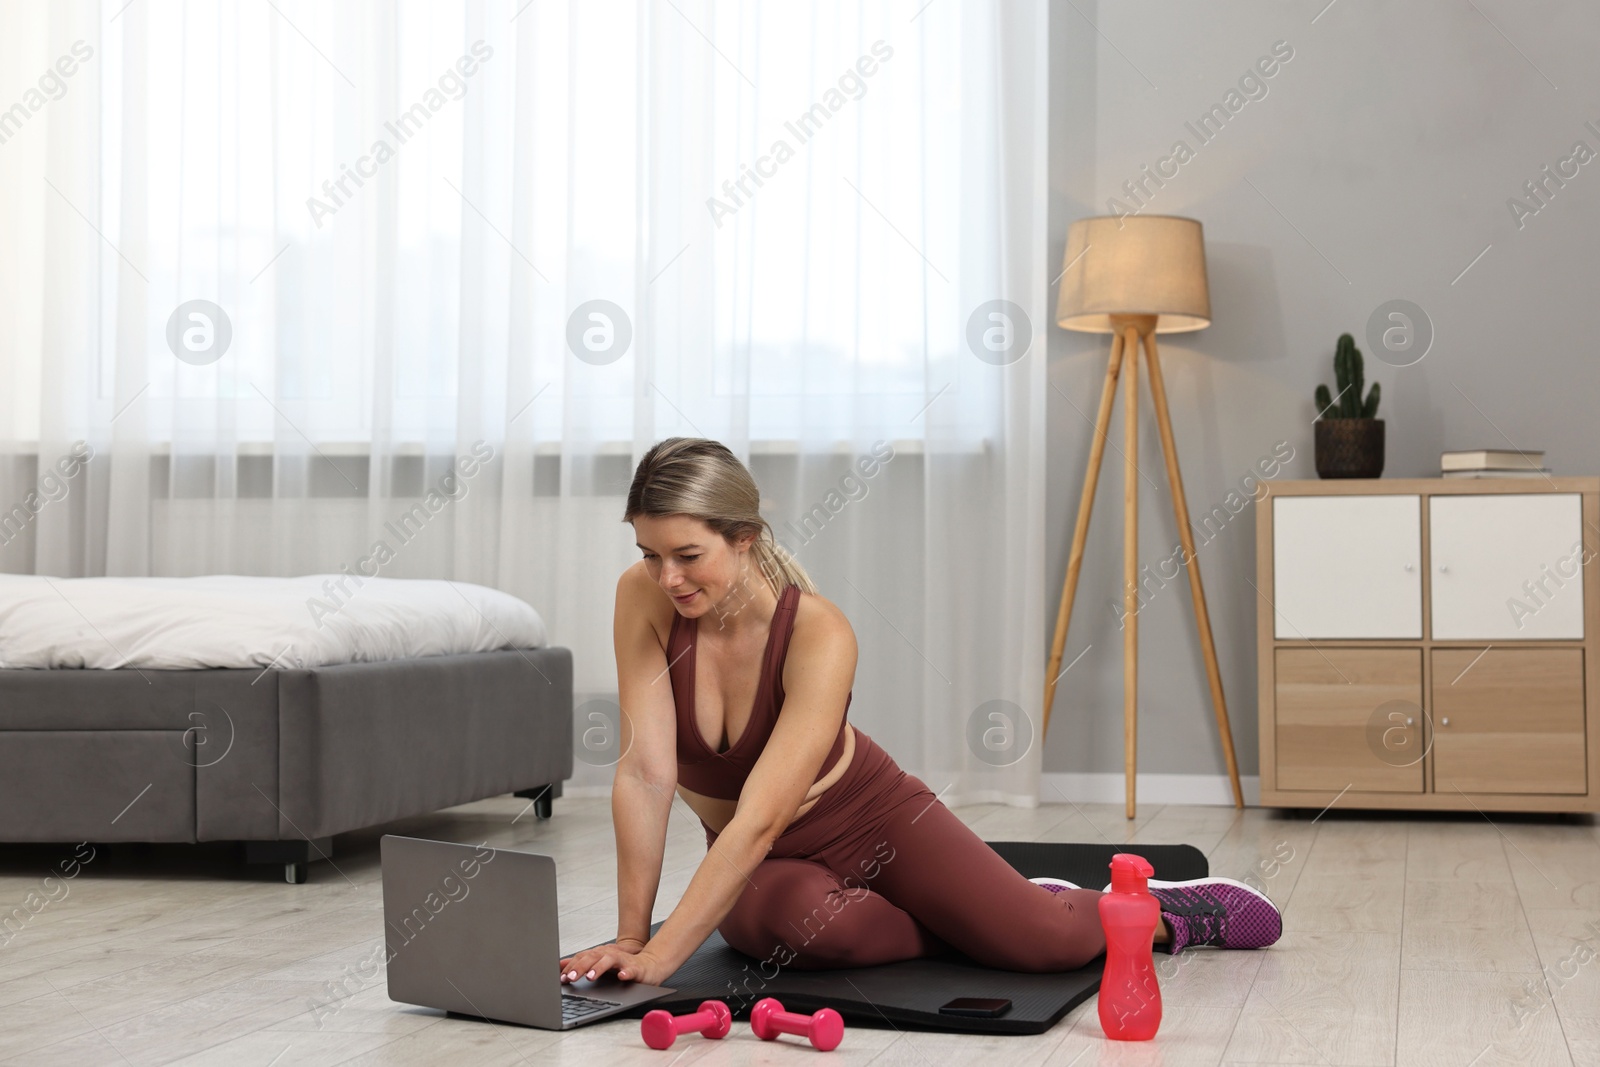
[1099,877,1281,953]
[1029,876,1082,894]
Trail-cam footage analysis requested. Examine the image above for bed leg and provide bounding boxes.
[244,837,333,884]
[514,784,557,820]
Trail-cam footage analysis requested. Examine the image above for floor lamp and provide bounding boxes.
[1041,215,1244,819]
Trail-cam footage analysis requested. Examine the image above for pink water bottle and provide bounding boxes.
[1097,853,1161,1041]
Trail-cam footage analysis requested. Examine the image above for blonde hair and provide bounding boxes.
[623,437,817,600]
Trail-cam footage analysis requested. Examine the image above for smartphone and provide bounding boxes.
[938,996,1013,1018]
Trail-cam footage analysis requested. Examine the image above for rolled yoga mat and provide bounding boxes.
[593,840,1208,1035]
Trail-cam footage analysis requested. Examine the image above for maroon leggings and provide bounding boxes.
[706,728,1106,974]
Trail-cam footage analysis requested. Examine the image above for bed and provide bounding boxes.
[0,575,574,882]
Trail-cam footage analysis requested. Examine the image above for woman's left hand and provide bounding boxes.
[559,943,674,987]
[613,948,673,985]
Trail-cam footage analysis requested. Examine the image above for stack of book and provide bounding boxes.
[1441,449,1549,478]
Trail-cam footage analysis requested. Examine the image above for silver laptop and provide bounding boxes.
[380,834,675,1029]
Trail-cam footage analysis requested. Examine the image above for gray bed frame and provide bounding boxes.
[0,648,573,883]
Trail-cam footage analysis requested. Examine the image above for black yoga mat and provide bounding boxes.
[594,840,1208,1035]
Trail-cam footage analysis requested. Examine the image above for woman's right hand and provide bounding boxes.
[559,938,647,984]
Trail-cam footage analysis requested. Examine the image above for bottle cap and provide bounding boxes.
[1108,852,1155,894]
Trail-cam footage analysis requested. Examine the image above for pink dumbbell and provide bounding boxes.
[749,997,844,1051]
[640,999,732,1050]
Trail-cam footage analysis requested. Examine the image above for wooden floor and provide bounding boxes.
[1,794,1597,1066]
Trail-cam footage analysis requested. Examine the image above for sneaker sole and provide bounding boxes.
[1098,876,1274,899]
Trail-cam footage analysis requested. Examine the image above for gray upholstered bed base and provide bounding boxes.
[0,648,573,881]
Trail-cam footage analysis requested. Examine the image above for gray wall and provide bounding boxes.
[1043,0,1600,778]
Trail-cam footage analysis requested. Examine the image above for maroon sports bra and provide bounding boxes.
[668,583,851,801]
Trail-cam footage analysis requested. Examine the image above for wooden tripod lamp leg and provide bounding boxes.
[1042,331,1127,741]
[1142,333,1246,809]
[1122,324,1140,821]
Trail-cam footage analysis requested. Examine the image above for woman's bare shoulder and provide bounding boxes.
[617,561,675,648]
[792,587,856,648]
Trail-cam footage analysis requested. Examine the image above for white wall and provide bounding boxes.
[1044,0,1600,780]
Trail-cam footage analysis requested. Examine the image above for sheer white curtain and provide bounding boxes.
[0,0,1049,803]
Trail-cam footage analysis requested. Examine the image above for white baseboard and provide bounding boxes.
[558,773,1260,807]
[1041,772,1261,807]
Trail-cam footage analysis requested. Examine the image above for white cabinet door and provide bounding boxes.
[1273,495,1422,639]
[1429,494,1584,640]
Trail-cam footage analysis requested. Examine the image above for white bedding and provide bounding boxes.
[0,574,547,670]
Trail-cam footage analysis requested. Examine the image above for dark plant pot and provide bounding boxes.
[1315,418,1385,479]
[1318,422,1382,479]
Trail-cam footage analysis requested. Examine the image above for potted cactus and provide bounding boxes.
[1313,333,1384,478]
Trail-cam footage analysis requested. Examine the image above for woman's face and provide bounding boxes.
[632,514,759,616]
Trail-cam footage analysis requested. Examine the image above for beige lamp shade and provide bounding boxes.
[1056,215,1211,333]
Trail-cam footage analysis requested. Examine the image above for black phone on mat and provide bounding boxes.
[939,996,1012,1018]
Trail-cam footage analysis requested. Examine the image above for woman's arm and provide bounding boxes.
[637,599,858,974]
[611,566,681,945]
[612,776,672,945]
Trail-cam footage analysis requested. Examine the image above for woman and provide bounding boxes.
[559,438,1280,989]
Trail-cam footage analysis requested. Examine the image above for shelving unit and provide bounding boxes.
[1255,477,1599,813]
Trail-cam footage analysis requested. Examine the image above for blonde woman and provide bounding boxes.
[559,438,1280,988]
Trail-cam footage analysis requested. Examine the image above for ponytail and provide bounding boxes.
[748,523,817,600]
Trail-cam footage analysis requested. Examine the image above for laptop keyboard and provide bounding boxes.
[561,993,622,1022]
